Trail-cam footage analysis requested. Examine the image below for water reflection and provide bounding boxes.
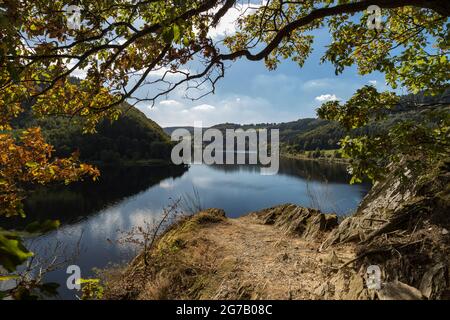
[209,157,353,183]
[1,165,188,229]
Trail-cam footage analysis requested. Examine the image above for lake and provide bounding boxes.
[5,158,370,299]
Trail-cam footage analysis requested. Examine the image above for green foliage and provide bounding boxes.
[321,97,450,183]
[0,229,33,272]
[211,91,449,158]
[222,1,449,183]
[79,278,104,300]
[0,279,60,300]
[0,217,61,299]
[317,86,399,130]
[24,219,60,234]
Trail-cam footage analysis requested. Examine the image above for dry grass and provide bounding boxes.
[103,208,227,300]
[103,208,356,300]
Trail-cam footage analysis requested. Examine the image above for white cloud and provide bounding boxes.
[368,80,377,86]
[191,104,216,111]
[159,99,182,107]
[315,94,340,102]
[301,77,363,97]
[148,66,190,78]
[208,2,262,39]
[67,60,87,79]
[141,94,290,127]
[302,78,333,90]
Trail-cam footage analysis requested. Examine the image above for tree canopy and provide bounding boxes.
[1,0,448,126]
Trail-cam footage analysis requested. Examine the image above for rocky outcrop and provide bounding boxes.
[320,174,418,249]
[377,281,424,300]
[250,204,338,240]
[321,160,449,249]
[321,159,450,299]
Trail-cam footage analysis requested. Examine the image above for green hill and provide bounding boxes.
[14,102,173,166]
[206,90,450,153]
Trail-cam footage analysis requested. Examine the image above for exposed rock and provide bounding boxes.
[332,271,347,299]
[320,250,341,266]
[251,204,338,240]
[330,270,368,300]
[320,159,450,300]
[320,216,362,250]
[321,161,441,250]
[314,282,329,298]
[343,273,368,300]
[320,186,426,251]
[377,281,424,300]
[419,263,447,299]
[322,159,450,248]
[324,214,339,230]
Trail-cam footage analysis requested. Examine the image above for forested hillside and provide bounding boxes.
[206,90,450,152]
[14,103,173,165]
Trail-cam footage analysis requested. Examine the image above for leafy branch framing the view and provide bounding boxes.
[1,1,449,119]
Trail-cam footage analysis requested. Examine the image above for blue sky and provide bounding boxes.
[134,5,394,127]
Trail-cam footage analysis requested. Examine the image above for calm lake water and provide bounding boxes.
[5,158,370,299]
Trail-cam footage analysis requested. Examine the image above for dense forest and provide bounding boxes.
[13,102,173,165]
[198,90,450,152]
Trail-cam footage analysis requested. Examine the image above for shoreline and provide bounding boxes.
[86,158,176,167]
[281,152,351,165]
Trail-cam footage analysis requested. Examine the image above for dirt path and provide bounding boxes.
[108,209,359,300]
[197,215,356,299]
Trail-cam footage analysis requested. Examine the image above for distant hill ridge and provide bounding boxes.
[164,90,450,151]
